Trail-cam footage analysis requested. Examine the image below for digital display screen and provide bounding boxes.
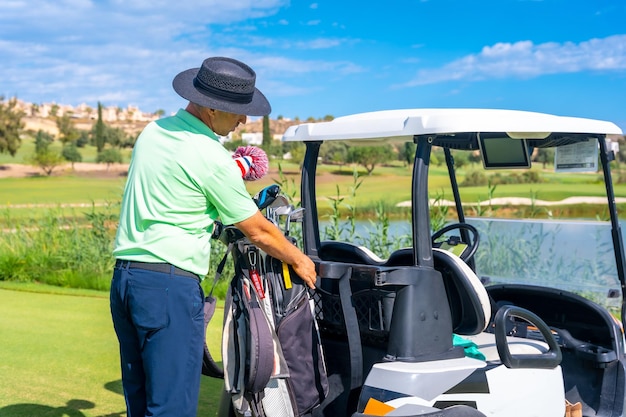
[478,134,531,169]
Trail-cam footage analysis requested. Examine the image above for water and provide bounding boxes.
[317,218,623,311]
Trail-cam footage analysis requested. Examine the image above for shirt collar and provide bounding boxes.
[175,109,220,141]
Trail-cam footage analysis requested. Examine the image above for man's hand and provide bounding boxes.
[289,253,317,289]
[235,211,317,288]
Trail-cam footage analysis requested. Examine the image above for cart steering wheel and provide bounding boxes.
[431,223,480,262]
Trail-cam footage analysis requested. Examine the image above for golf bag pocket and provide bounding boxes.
[277,294,329,415]
[217,238,328,417]
[223,274,276,395]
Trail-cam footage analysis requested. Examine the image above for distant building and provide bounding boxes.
[9,99,159,124]
[241,132,263,145]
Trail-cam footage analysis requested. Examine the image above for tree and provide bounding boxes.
[29,150,64,176]
[468,150,482,165]
[56,114,80,144]
[103,125,127,148]
[30,130,62,175]
[223,139,245,152]
[62,142,82,169]
[534,148,554,169]
[262,115,271,150]
[398,142,416,166]
[452,151,469,169]
[90,115,134,149]
[94,102,105,152]
[96,148,123,170]
[287,142,306,167]
[34,130,54,153]
[0,96,25,156]
[320,141,348,166]
[347,145,395,175]
[154,109,165,118]
[76,130,90,148]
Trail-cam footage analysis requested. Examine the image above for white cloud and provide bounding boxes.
[294,38,343,49]
[0,0,288,43]
[0,0,296,109]
[401,34,626,87]
[252,55,364,76]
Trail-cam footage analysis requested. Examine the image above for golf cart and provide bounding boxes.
[279,109,625,417]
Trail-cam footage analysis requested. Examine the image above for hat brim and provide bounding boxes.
[172,68,271,117]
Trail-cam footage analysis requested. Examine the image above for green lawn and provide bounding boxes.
[0,284,224,417]
[3,161,626,224]
[1,176,127,205]
[0,176,127,224]
[0,136,133,165]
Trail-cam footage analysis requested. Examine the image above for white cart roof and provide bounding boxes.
[281,108,623,143]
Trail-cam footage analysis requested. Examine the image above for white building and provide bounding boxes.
[241,132,263,145]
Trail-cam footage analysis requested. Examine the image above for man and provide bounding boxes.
[110,56,317,417]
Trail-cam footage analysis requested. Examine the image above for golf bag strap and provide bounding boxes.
[339,267,363,389]
[246,392,267,417]
[201,242,233,378]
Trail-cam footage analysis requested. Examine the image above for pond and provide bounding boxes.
[317,218,623,313]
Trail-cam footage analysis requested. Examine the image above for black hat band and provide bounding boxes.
[193,77,254,105]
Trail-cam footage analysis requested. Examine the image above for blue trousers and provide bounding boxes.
[110,264,205,417]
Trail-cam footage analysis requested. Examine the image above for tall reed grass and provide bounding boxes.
[3,166,609,297]
[0,203,117,290]
[0,167,448,296]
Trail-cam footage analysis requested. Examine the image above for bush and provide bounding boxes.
[462,170,543,187]
[462,170,488,186]
[490,171,542,185]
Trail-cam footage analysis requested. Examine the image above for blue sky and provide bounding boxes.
[1,0,625,132]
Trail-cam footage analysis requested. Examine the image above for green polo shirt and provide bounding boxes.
[113,109,259,277]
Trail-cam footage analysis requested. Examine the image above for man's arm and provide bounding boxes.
[235,211,317,289]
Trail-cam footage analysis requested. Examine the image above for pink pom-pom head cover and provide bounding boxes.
[233,146,269,181]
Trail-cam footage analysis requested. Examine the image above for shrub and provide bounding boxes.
[462,170,488,186]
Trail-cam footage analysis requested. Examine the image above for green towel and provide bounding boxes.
[453,334,486,361]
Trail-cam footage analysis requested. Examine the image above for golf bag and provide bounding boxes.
[203,228,329,417]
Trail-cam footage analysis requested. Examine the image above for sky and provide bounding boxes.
[1,0,625,132]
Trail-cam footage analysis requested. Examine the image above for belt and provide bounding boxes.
[115,260,199,280]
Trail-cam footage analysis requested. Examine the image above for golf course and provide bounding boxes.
[2,141,626,416]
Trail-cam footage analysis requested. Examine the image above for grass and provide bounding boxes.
[0,136,133,165]
[0,284,225,417]
[2,150,626,415]
[1,176,127,205]
[3,160,626,226]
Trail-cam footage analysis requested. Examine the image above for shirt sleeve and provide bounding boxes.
[202,154,260,225]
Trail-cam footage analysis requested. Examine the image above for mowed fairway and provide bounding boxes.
[4,162,626,224]
[1,176,127,206]
[0,286,225,417]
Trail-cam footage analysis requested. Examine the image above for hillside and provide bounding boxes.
[22,115,309,138]
[236,117,305,137]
